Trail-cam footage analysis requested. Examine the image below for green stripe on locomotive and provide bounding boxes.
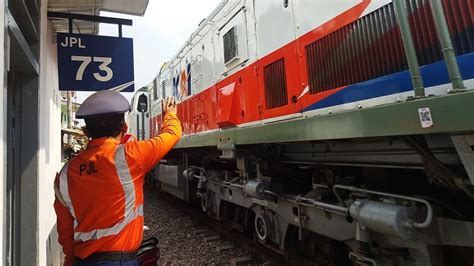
[176,90,474,149]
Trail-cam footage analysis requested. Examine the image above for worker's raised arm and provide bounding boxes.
[128,97,182,173]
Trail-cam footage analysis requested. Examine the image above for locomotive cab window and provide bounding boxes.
[216,8,249,76]
[137,94,148,113]
[223,26,238,65]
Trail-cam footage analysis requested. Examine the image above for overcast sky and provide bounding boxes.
[75,0,221,103]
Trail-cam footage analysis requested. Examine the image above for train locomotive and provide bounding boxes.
[129,0,474,265]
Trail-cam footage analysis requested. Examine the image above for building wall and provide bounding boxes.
[0,0,6,260]
[37,1,62,265]
[1,1,144,264]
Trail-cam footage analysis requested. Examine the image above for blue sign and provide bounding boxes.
[57,33,134,92]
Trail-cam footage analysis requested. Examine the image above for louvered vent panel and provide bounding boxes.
[161,80,166,99]
[264,58,288,109]
[306,0,474,94]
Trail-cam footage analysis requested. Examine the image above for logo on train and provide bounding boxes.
[172,63,192,100]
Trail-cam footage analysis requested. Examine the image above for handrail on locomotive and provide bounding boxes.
[394,0,465,97]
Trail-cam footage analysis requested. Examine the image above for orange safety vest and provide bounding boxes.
[54,113,181,263]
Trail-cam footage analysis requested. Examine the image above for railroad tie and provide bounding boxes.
[203,235,220,243]
[230,256,261,266]
[193,229,209,235]
[216,244,234,252]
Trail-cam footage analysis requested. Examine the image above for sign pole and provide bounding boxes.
[68,18,73,33]
[67,91,73,144]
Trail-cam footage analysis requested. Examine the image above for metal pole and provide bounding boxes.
[68,18,73,33]
[136,115,140,140]
[393,0,425,98]
[141,112,145,140]
[429,0,465,92]
[67,91,73,144]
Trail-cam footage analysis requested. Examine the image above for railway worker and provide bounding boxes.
[53,91,182,266]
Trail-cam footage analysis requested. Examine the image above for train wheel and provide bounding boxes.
[200,192,209,213]
[254,213,273,242]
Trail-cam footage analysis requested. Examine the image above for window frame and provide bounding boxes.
[223,25,239,65]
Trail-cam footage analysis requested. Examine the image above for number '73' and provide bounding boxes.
[71,56,113,82]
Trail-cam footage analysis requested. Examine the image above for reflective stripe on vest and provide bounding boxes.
[59,163,77,221]
[59,144,144,242]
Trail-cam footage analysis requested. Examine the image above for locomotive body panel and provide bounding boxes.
[145,0,474,139]
[130,1,474,264]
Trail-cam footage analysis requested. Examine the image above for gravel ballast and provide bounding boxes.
[143,191,256,265]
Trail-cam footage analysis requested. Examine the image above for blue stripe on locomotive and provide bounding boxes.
[303,52,474,112]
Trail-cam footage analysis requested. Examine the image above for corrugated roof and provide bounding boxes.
[48,0,149,34]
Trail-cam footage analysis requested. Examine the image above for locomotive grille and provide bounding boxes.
[306,0,474,94]
[264,58,289,109]
[161,80,166,99]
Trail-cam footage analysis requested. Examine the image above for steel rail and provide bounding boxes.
[146,187,291,266]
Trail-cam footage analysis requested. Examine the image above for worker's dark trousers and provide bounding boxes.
[74,259,138,266]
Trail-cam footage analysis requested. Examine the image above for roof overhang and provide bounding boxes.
[48,0,149,34]
[101,0,149,16]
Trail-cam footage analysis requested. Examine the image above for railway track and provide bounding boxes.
[144,186,297,265]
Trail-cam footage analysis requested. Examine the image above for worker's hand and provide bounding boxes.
[162,96,177,116]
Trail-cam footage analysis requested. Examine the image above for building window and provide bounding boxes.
[223,26,238,65]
